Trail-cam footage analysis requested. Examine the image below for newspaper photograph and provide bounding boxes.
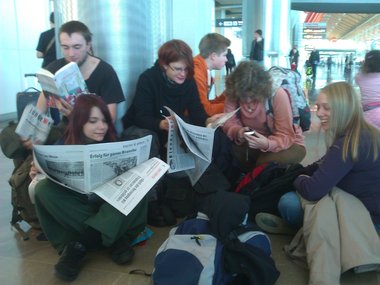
[92,157,169,216]
[164,106,216,185]
[33,135,152,194]
[15,104,54,144]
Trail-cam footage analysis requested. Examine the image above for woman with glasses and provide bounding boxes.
[223,61,306,170]
[122,39,231,226]
[122,39,222,150]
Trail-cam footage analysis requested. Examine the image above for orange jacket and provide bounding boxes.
[193,55,225,116]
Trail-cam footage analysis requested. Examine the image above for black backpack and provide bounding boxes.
[235,162,306,219]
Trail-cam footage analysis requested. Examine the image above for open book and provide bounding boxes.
[36,62,88,106]
[33,136,169,216]
[164,106,216,185]
[15,104,54,144]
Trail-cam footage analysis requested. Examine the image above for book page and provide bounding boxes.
[54,62,88,106]
[36,70,60,97]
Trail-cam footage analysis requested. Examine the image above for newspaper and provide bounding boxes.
[33,136,169,216]
[165,106,216,185]
[15,104,54,144]
[207,107,241,129]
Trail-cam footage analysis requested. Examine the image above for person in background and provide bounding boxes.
[249,29,264,65]
[327,55,333,72]
[223,61,306,172]
[36,20,124,123]
[355,50,380,129]
[308,47,320,79]
[225,48,236,75]
[288,45,299,71]
[30,94,147,282]
[193,33,231,116]
[36,12,57,68]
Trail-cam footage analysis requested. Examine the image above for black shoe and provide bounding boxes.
[111,238,135,265]
[54,241,86,282]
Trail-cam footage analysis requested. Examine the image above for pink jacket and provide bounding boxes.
[223,87,305,152]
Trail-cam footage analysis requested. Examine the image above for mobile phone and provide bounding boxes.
[244,130,258,137]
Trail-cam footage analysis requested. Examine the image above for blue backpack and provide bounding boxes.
[152,212,279,285]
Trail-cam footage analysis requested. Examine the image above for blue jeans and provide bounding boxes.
[279,191,380,233]
[278,191,303,229]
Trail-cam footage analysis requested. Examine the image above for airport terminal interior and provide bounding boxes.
[1,0,380,284]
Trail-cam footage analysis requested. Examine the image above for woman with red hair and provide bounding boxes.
[31,94,147,282]
[121,39,232,226]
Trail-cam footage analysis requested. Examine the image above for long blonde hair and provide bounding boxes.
[320,81,380,161]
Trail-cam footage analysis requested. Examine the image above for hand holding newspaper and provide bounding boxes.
[33,136,169,216]
[15,104,54,144]
[164,106,216,185]
[36,62,89,107]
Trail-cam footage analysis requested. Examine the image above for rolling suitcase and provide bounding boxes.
[16,73,40,121]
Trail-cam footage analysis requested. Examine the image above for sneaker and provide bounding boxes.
[111,238,135,265]
[353,263,380,274]
[255,212,296,235]
[54,241,86,282]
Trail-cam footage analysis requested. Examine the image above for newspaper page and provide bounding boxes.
[164,106,216,185]
[15,104,54,144]
[92,157,169,216]
[207,107,241,129]
[166,115,196,173]
[33,136,152,194]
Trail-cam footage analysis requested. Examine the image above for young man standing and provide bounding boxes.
[193,33,231,116]
[36,12,57,68]
[249,29,264,65]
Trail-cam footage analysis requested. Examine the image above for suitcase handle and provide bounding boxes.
[24,87,40,93]
[24,73,37,78]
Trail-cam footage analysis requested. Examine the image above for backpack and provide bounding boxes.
[267,66,311,131]
[235,161,306,219]
[0,120,64,240]
[152,212,279,285]
[8,154,40,239]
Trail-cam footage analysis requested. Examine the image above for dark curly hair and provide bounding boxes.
[362,50,380,73]
[225,61,272,102]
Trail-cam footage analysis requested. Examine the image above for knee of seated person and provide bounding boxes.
[34,178,52,200]
[278,191,303,228]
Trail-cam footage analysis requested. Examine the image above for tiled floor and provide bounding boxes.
[0,65,379,284]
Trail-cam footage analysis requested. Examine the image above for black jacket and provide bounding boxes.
[122,61,208,134]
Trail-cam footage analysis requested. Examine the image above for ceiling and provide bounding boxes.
[215,0,379,40]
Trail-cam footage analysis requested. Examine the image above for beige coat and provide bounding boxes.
[284,187,380,285]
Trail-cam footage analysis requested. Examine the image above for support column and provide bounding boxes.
[243,0,291,68]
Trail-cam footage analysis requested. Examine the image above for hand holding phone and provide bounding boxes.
[244,130,258,137]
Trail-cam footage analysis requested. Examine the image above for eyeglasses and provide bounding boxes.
[168,64,189,74]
